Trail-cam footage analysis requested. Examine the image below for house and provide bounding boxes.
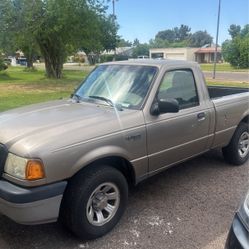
[149,45,222,63]
[150,47,198,61]
[101,47,133,57]
[195,46,222,63]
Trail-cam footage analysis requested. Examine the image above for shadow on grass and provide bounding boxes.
[0,72,20,82]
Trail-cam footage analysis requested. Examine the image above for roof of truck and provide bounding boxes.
[103,59,198,68]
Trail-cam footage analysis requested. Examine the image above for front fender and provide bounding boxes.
[72,145,132,175]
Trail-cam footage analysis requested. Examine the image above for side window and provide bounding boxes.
[158,69,199,109]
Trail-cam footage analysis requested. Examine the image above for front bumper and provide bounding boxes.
[225,214,249,249]
[0,180,67,225]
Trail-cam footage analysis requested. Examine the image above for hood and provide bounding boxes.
[0,100,143,156]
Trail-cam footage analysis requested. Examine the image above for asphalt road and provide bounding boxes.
[0,150,248,249]
[203,71,249,82]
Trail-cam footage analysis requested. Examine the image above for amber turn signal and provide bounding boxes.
[25,160,45,180]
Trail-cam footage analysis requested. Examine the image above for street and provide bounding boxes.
[0,150,248,249]
[203,71,249,82]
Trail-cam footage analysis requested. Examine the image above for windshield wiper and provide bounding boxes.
[71,93,82,103]
[88,95,123,111]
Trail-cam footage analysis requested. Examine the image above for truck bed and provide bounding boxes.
[208,86,249,99]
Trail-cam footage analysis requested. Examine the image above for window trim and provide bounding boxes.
[156,68,200,110]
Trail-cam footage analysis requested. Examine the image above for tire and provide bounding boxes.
[222,122,249,165]
[60,165,128,240]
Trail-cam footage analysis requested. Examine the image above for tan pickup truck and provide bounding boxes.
[0,60,248,239]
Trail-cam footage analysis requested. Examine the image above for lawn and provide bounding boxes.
[0,66,88,111]
[0,66,248,112]
[200,63,249,72]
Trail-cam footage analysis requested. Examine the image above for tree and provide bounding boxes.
[0,0,41,68]
[174,25,191,41]
[133,38,140,46]
[132,43,150,58]
[117,38,132,47]
[0,0,118,78]
[222,39,239,67]
[155,29,175,43]
[189,31,213,47]
[149,38,170,48]
[155,24,191,43]
[222,24,249,68]
[228,24,241,39]
[0,1,17,56]
[0,52,8,71]
[240,24,249,37]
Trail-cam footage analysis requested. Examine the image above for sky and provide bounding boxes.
[107,0,249,44]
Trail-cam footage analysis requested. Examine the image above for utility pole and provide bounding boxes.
[213,0,221,79]
[112,0,117,61]
[112,0,116,16]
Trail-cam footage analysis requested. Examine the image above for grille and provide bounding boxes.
[0,144,8,175]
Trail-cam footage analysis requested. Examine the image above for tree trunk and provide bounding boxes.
[44,55,63,78]
[23,47,34,68]
[26,54,33,68]
[38,39,65,79]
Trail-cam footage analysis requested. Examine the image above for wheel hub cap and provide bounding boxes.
[86,182,120,226]
[238,131,249,158]
[92,193,108,210]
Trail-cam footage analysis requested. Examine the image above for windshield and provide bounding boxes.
[75,64,158,109]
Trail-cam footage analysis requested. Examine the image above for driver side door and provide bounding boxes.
[145,69,211,174]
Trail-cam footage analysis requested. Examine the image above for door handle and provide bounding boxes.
[197,112,206,121]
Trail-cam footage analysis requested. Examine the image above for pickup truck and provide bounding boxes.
[0,60,248,239]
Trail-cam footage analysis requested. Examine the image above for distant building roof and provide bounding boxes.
[102,47,133,56]
[195,47,221,54]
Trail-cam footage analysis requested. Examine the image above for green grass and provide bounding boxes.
[0,66,86,84]
[200,63,249,72]
[0,66,88,112]
[207,80,249,88]
[0,66,248,112]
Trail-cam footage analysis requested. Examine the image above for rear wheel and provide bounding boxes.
[60,165,128,240]
[222,122,249,165]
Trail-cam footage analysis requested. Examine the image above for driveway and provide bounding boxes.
[0,150,248,249]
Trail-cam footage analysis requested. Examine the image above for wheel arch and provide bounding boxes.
[71,155,136,187]
[240,115,249,125]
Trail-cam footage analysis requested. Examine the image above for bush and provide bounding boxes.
[222,37,249,68]
[73,55,85,63]
[0,57,8,71]
[222,24,249,69]
[100,54,129,63]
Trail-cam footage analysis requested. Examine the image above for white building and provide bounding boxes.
[149,46,222,63]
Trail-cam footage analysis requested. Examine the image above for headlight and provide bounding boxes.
[4,153,45,181]
[238,191,249,230]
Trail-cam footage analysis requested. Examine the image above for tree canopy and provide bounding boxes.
[222,24,249,68]
[155,24,191,43]
[189,31,213,47]
[117,38,132,47]
[0,0,118,78]
[152,25,213,48]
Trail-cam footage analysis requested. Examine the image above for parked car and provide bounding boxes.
[17,57,27,66]
[0,60,248,239]
[225,191,249,249]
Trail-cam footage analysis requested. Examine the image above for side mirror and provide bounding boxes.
[151,98,179,115]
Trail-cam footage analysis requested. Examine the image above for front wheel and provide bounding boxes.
[222,122,249,165]
[60,165,128,240]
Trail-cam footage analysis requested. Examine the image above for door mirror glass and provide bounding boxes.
[151,98,179,115]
